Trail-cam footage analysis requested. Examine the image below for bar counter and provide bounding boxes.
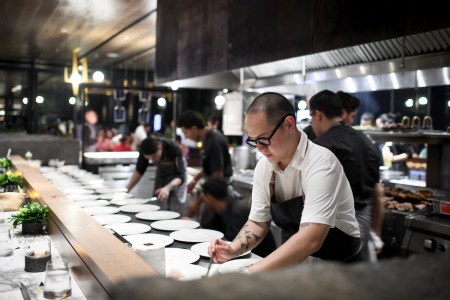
[10,156,158,300]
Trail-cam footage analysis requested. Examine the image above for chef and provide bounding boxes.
[209,92,362,272]
[126,137,187,216]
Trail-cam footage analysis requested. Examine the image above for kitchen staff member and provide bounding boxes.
[177,110,233,219]
[126,137,187,216]
[209,92,362,272]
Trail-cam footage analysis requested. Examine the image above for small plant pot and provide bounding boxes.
[22,222,44,235]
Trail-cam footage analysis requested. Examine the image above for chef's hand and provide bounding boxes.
[154,187,169,203]
[187,180,197,194]
[208,239,236,263]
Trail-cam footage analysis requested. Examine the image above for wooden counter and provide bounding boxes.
[11,156,157,300]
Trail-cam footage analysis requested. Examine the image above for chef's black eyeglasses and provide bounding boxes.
[245,113,294,148]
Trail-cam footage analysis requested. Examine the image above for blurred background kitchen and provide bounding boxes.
[1,0,450,260]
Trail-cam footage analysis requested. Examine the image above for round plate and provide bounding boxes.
[165,248,200,265]
[151,219,200,231]
[124,233,174,247]
[63,188,95,195]
[190,241,251,258]
[119,204,160,213]
[218,258,261,274]
[67,194,100,201]
[83,206,120,215]
[166,263,207,280]
[110,198,149,206]
[135,210,180,221]
[104,223,151,235]
[92,214,131,225]
[169,229,224,243]
[75,200,110,207]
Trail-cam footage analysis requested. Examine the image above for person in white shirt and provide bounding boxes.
[209,92,362,273]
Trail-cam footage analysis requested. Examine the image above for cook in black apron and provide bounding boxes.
[153,157,187,216]
[269,143,362,263]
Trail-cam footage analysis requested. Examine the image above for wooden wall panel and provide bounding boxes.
[228,0,313,69]
[155,0,450,82]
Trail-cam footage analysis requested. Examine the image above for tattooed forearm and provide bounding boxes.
[233,224,262,255]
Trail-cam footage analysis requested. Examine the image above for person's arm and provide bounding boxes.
[211,219,270,262]
[247,222,329,273]
[126,171,143,192]
[372,183,385,236]
[188,170,204,193]
[155,178,182,203]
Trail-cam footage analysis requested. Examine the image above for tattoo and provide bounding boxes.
[300,222,312,228]
[232,224,261,254]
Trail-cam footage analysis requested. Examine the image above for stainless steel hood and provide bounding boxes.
[167,27,450,95]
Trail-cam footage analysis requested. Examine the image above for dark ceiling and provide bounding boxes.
[0,0,157,96]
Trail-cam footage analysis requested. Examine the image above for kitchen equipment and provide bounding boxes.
[401,211,450,258]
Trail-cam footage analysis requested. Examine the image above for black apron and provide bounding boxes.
[269,142,362,263]
[154,158,187,216]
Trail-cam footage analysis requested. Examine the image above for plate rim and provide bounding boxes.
[169,228,224,243]
[119,204,161,213]
[135,210,181,221]
[104,222,151,235]
[150,219,200,231]
[123,233,175,247]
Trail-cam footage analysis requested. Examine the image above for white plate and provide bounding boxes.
[124,233,174,247]
[151,219,200,231]
[63,188,95,195]
[135,210,180,221]
[67,194,100,201]
[104,223,151,235]
[218,258,261,274]
[165,248,200,265]
[92,214,131,225]
[110,198,149,206]
[166,263,207,280]
[169,229,224,243]
[119,204,160,213]
[75,200,110,207]
[83,206,120,215]
[190,241,251,258]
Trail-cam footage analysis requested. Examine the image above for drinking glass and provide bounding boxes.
[43,259,72,299]
[0,224,13,257]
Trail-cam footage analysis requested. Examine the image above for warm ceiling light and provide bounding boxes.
[93,71,104,82]
[297,100,307,110]
[22,97,28,104]
[418,97,428,105]
[69,97,76,105]
[405,99,414,107]
[157,97,166,107]
[36,96,44,104]
[106,53,119,58]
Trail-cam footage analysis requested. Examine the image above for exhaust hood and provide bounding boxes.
[168,27,450,95]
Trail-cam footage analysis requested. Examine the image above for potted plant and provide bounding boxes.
[9,201,49,235]
[0,171,24,192]
[0,157,12,173]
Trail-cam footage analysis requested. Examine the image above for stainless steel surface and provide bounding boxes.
[167,28,450,94]
[401,212,450,257]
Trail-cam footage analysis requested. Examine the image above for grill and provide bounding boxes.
[401,211,450,258]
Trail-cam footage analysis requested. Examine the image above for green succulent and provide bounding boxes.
[0,157,12,170]
[9,202,49,229]
[0,172,24,187]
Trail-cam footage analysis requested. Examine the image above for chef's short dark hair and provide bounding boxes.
[201,177,229,200]
[309,89,342,119]
[177,111,205,129]
[140,137,159,155]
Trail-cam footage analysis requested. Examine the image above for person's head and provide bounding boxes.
[85,109,98,125]
[140,137,163,163]
[375,113,396,129]
[244,92,298,169]
[144,123,152,133]
[337,91,360,125]
[207,114,220,129]
[177,111,206,141]
[360,112,374,127]
[308,89,342,137]
[201,177,229,213]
